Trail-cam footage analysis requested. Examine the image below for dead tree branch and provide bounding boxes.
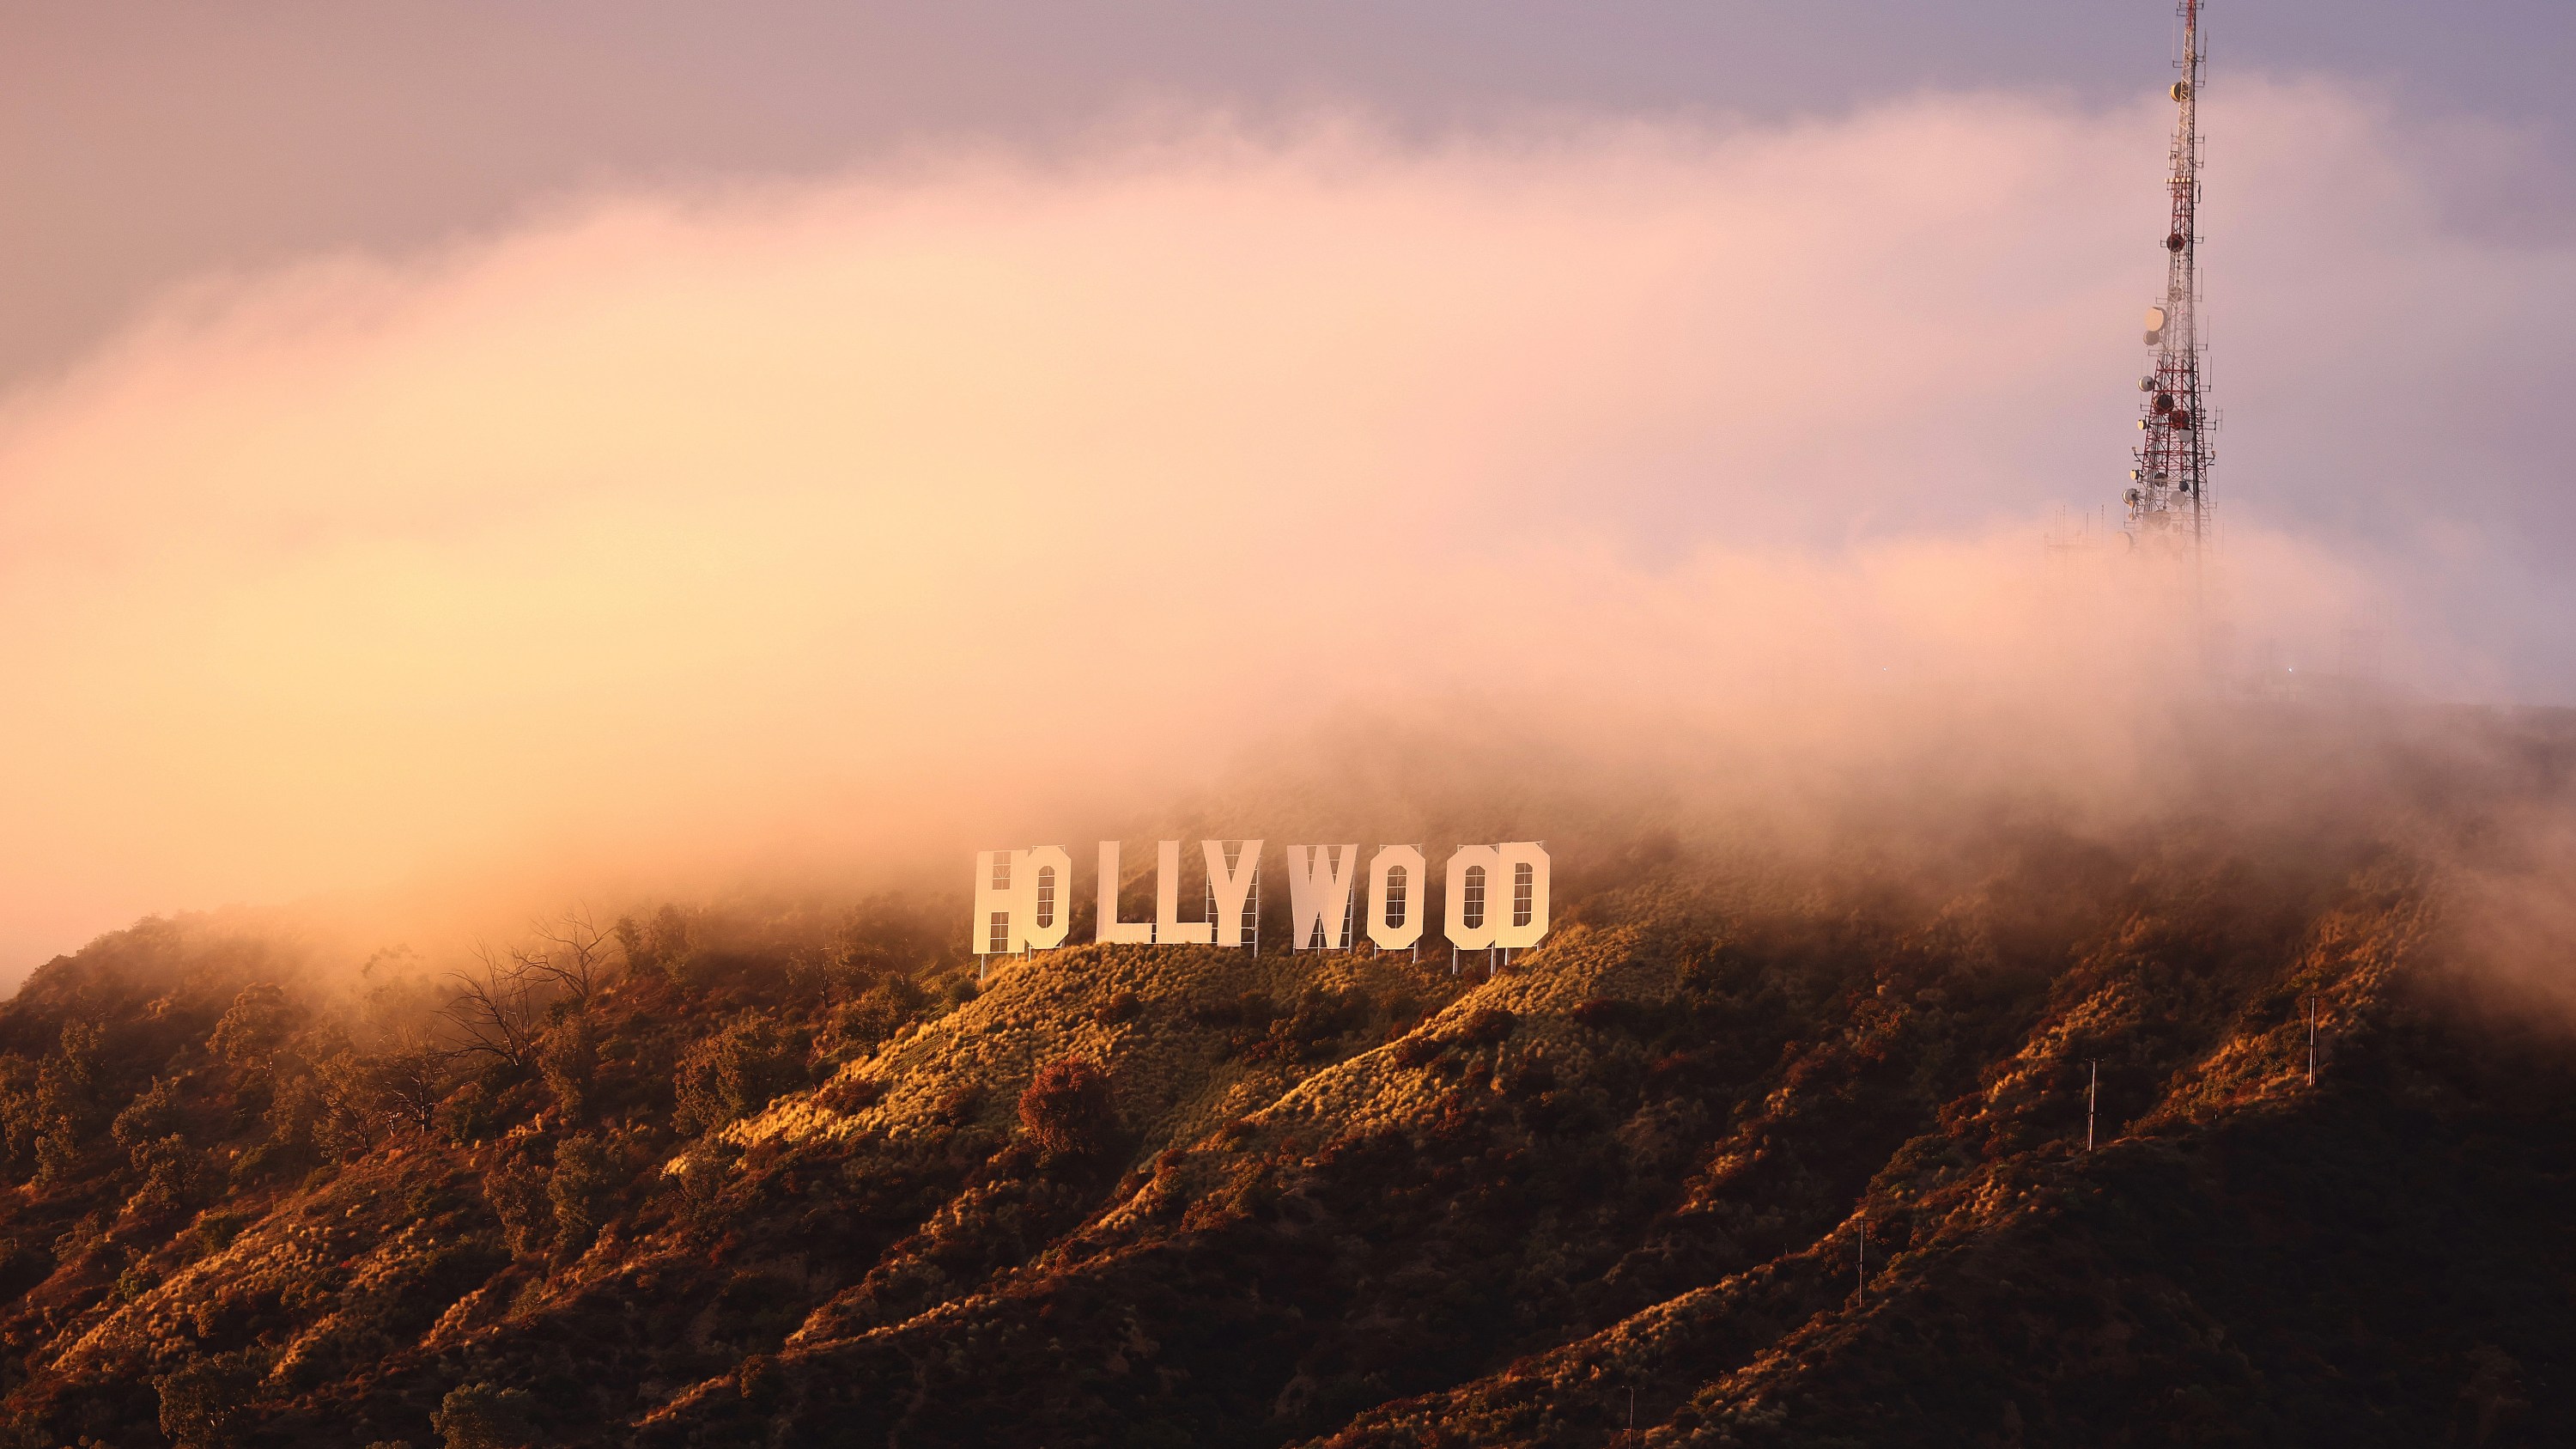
[519,908,617,1011]
[442,945,544,1069]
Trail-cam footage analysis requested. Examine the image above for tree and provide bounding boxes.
[1018,1057,1118,1160]
[672,1020,799,1136]
[482,1152,554,1258]
[614,904,696,984]
[155,1352,256,1448]
[548,1134,619,1257]
[258,1055,380,1166]
[114,1075,203,1212]
[432,1382,536,1449]
[519,909,617,1011]
[207,983,297,1067]
[111,1076,186,1163]
[537,1017,597,1123]
[441,947,544,1069]
[366,1035,454,1133]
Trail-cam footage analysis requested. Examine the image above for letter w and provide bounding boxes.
[1284,844,1359,951]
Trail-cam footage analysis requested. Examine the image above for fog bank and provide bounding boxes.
[1,82,2565,977]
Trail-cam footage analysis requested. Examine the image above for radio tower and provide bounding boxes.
[2124,0,2214,563]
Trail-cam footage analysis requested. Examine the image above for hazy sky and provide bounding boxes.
[6,2,2572,393]
[0,4,2571,976]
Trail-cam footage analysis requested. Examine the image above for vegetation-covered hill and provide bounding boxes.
[1,706,2573,1446]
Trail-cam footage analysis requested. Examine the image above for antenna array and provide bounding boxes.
[2124,0,2215,563]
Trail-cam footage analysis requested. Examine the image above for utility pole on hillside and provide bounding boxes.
[2306,995,2318,1086]
[2087,1060,2099,1153]
[1856,1215,1868,1306]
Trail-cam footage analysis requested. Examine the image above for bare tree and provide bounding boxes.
[443,946,544,1069]
[518,908,617,1011]
[368,1032,453,1132]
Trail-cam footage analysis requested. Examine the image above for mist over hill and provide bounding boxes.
[0,697,2568,1446]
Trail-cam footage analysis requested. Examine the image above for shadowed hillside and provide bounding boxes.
[0,704,2572,1447]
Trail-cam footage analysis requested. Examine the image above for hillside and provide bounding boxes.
[0,707,2573,1446]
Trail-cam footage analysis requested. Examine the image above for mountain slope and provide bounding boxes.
[0,708,2572,1447]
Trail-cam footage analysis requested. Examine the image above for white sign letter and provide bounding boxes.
[1443,844,1502,951]
[1367,845,1425,951]
[1155,839,1213,945]
[973,849,1024,956]
[1204,840,1264,948]
[1023,845,1073,950]
[1097,841,1153,945]
[1285,844,1359,950]
[973,846,1077,955]
[1492,842,1550,949]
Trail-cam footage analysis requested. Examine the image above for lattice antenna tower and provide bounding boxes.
[2123,0,2215,563]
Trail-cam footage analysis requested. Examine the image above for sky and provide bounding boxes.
[8,2,2573,396]
[0,3,2571,976]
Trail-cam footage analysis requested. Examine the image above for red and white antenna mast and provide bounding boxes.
[2124,0,2214,563]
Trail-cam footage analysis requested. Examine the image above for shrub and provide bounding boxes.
[548,1134,619,1257]
[0,1237,52,1300]
[131,1134,205,1215]
[1234,988,1367,1064]
[0,1055,41,1177]
[616,904,698,987]
[112,1076,187,1161]
[1571,998,1627,1030]
[737,1352,776,1404]
[432,1382,537,1449]
[30,1121,79,1186]
[829,977,925,1056]
[538,1018,597,1123]
[155,1351,258,1448]
[191,1211,251,1257]
[1018,1058,1117,1160]
[114,1079,206,1212]
[673,1019,799,1136]
[932,1084,986,1127]
[813,1075,886,1114]
[483,1154,555,1258]
[437,1081,496,1146]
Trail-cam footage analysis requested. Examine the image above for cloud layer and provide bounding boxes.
[0,82,2561,973]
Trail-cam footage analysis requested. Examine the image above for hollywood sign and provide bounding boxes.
[973,841,1550,961]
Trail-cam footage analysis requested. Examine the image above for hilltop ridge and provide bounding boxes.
[0,706,2572,1446]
